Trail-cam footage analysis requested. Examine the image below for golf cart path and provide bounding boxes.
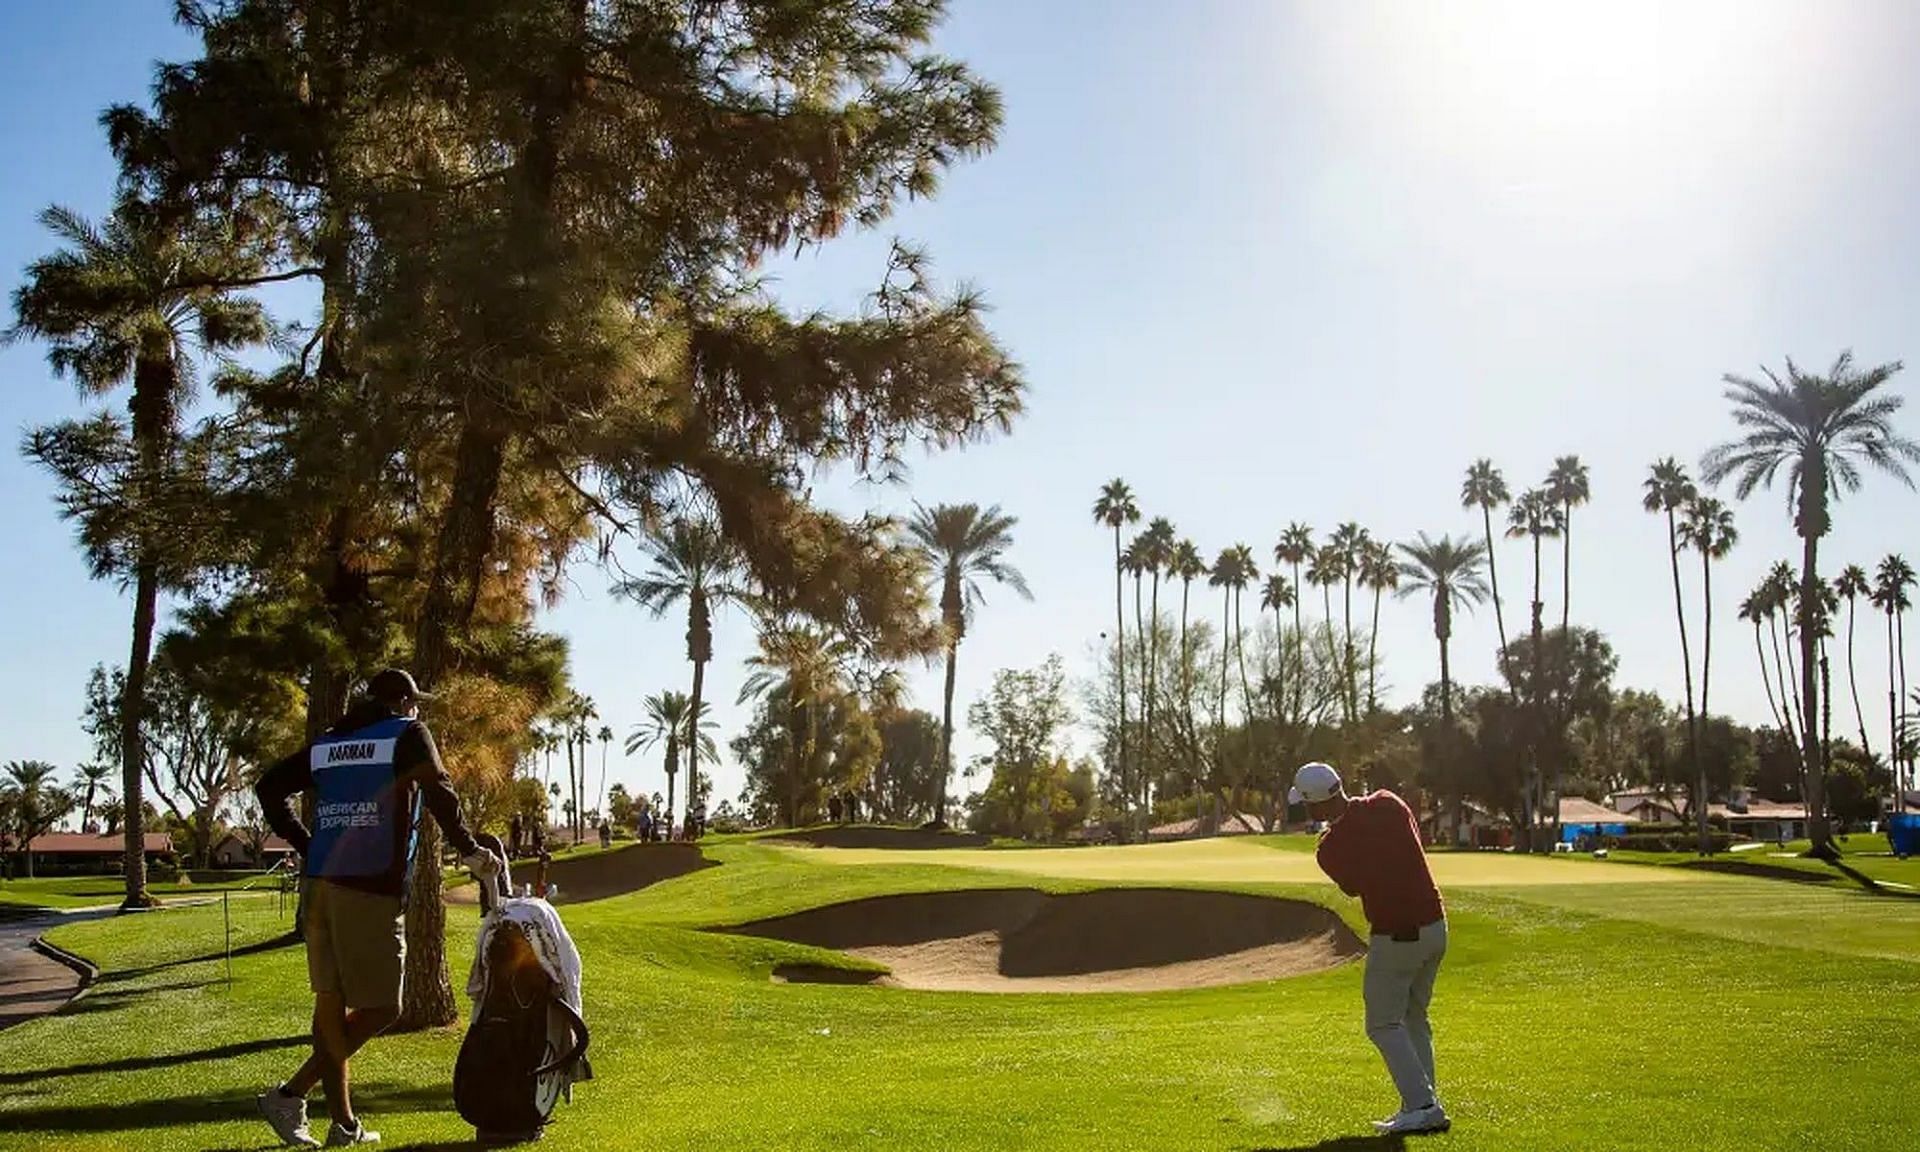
[0,913,94,1032]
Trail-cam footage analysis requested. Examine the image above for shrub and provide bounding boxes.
[1606,831,1738,853]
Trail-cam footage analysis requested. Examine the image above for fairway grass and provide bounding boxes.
[2,838,1916,1151]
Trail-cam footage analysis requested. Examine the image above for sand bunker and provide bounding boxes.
[448,842,715,906]
[726,887,1363,993]
[768,826,993,850]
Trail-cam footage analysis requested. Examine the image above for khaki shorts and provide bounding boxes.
[303,879,405,1010]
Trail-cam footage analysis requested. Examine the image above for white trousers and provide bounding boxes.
[1362,918,1447,1112]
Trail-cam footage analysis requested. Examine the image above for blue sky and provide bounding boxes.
[4,1,1919,819]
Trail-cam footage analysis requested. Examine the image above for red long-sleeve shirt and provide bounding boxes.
[1314,790,1444,936]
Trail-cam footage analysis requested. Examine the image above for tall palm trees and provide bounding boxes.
[1874,555,1915,796]
[1678,495,1737,852]
[1330,522,1369,723]
[1644,459,1700,806]
[1545,455,1591,632]
[1397,534,1488,845]
[9,198,268,908]
[1506,488,1563,842]
[1209,546,1256,737]
[1275,524,1315,644]
[1307,544,1343,695]
[73,761,115,833]
[739,622,853,826]
[1461,461,1513,687]
[1740,590,1787,740]
[1358,539,1398,714]
[1703,353,1920,853]
[1092,480,1140,819]
[613,518,748,832]
[1260,573,1296,718]
[1170,538,1206,781]
[1833,565,1874,759]
[626,691,717,833]
[908,503,1030,826]
[1136,518,1177,811]
[1396,535,1490,731]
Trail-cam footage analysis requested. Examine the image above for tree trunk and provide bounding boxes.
[120,561,159,909]
[1437,600,1456,846]
[1665,509,1697,853]
[937,640,958,826]
[1367,584,1383,714]
[1844,595,1870,760]
[685,585,711,832]
[664,736,678,838]
[1483,506,1514,693]
[1561,505,1573,634]
[1889,610,1900,805]
[1179,579,1194,794]
[1898,607,1909,795]
[1112,527,1128,836]
[1341,574,1356,724]
[1528,534,1545,850]
[1145,571,1162,820]
[1800,534,1830,853]
[1755,622,1784,733]
[397,420,509,1030]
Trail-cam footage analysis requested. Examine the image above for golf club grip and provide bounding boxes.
[534,997,590,1077]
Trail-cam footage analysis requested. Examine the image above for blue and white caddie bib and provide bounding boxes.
[307,716,412,878]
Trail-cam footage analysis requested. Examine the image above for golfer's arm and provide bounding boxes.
[404,725,481,858]
[256,752,314,856]
[1315,841,1361,897]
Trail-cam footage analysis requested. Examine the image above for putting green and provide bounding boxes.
[777,836,1711,886]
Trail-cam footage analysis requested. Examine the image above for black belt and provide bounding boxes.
[1372,919,1441,943]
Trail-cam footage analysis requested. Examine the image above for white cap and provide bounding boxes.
[1288,762,1343,805]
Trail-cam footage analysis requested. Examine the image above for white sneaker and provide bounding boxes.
[256,1088,319,1149]
[325,1120,381,1146]
[1372,1102,1451,1134]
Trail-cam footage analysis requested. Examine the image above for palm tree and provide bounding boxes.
[1678,495,1737,852]
[9,198,269,908]
[1228,544,1259,728]
[1832,565,1873,759]
[3,761,71,880]
[908,503,1031,825]
[1209,547,1255,731]
[596,725,614,821]
[1396,534,1489,730]
[739,621,853,826]
[1358,539,1398,714]
[1461,461,1514,688]
[1170,539,1207,780]
[1545,455,1591,632]
[1643,459,1700,807]
[1260,573,1296,718]
[1739,589,1787,738]
[1506,488,1564,843]
[613,518,748,832]
[1274,524,1315,642]
[626,691,718,834]
[72,761,115,833]
[1763,565,1805,748]
[1137,518,1177,812]
[1306,544,1344,698]
[1092,480,1140,819]
[1120,534,1151,682]
[1397,534,1488,846]
[1874,555,1916,796]
[1330,522,1370,723]
[1703,352,1920,853]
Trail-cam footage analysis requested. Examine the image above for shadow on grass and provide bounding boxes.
[0,1033,308,1087]
[99,932,299,984]
[58,977,221,1014]
[2,1079,452,1134]
[1251,1136,1409,1151]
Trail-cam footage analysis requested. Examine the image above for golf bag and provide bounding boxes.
[455,834,592,1144]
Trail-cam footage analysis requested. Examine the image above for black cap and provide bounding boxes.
[368,668,433,706]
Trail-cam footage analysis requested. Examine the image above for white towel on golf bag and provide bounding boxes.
[465,897,593,1090]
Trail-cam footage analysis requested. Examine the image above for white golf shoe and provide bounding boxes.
[1372,1102,1451,1134]
[256,1088,320,1149]
[325,1118,381,1146]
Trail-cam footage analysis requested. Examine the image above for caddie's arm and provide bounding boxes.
[397,723,482,859]
[256,747,315,857]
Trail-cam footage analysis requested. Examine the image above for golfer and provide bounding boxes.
[1290,761,1450,1135]
[254,669,501,1148]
